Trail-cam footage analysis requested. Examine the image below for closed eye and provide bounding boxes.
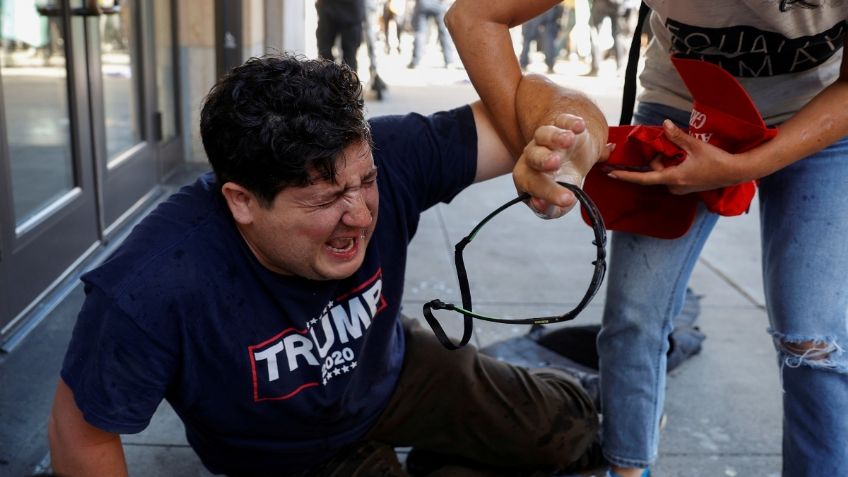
[308,167,377,208]
[363,167,378,185]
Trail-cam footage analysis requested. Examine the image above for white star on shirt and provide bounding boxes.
[333,368,341,376]
[342,365,350,373]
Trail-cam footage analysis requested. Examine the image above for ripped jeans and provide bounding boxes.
[598,102,848,476]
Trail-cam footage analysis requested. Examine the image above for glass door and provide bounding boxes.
[0,0,99,336]
[86,0,159,231]
[0,0,178,340]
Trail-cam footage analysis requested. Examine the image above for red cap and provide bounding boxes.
[582,56,778,239]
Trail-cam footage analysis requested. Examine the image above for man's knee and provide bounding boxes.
[535,413,599,470]
[526,369,600,468]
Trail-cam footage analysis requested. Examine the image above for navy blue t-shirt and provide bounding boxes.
[61,106,478,475]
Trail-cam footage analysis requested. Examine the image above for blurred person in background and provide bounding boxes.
[407,0,456,69]
[316,0,365,71]
[520,2,565,74]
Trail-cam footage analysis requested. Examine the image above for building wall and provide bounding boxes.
[177,0,216,163]
[265,0,308,56]
[244,0,265,60]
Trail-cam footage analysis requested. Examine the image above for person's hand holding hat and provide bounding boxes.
[607,119,755,195]
[581,56,779,239]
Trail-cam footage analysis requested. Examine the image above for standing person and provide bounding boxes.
[316,0,366,71]
[556,0,577,62]
[585,0,627,76]
[519,2,565,74]
[363,0,388,99]
[47,53,610,476]
[407,0,456,69]
[380,0,408,55]
[446,1,848,476]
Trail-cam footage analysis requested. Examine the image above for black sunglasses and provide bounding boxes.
[423,181,607,350]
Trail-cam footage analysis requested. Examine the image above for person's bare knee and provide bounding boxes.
[767,329,848,378]
[771,332,844,370]
[781,339,832,361]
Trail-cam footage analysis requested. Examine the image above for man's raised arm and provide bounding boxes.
[446,0,609,216]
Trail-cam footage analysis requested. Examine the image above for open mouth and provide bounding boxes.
[327,237,356,253]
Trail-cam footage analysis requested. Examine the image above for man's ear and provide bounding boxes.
[220,182,257,225]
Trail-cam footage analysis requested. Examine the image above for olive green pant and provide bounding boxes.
[304,317,599,476]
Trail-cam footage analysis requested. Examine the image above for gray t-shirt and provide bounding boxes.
[639,0,846,125]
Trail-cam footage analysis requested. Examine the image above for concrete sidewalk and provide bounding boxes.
[0,58,782,477]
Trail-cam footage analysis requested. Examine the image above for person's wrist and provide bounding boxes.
[734,149,775,183]
[555,131,600,185]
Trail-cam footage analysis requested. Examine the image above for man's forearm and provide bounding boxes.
[448,0,610,216]
[446,9,523,154]
[446,0,564,155]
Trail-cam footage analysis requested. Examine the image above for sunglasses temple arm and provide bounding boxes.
[422,300,474,350]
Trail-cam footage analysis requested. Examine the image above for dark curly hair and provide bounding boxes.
[200,53,371,205]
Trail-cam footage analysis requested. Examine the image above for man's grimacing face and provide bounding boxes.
[234,140,379,281]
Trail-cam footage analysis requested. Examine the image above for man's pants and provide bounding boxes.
[304,317,598,476]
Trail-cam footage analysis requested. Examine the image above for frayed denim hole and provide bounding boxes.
[768,329,846,381]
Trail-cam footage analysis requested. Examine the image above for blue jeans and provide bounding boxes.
[598,102,848,475]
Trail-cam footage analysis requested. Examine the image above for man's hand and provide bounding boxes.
[607,120,748,195]
[515,113,612,218]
